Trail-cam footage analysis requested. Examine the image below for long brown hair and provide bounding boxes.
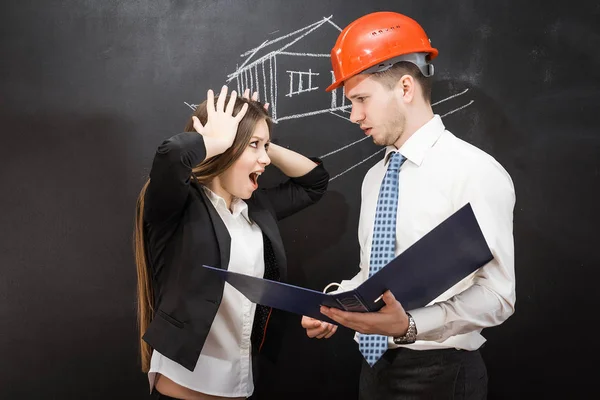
[134,96,271,372]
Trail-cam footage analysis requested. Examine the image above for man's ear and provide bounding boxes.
[396,74,415,103]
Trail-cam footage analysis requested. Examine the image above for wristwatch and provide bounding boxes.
[393,312,417,344]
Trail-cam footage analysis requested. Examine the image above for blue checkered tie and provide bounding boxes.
[359,151,406,367]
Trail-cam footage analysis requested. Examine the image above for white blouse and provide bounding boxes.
[149,186,265,397]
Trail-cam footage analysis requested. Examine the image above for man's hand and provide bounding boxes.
[319,290,410,336]
[301,316,338,339]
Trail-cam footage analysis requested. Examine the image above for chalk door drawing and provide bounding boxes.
[185,15,474,182]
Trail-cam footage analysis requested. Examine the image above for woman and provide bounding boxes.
[134,86,329,399]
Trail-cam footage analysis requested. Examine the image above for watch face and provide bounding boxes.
[393,336,415,345]
[393,314,416,344]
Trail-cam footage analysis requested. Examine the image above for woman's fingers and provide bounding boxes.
[324,325,338,339]
[216,85,228,111]
[225,90,237,115]
[234,103,249,122]
[316,323,332,339]
[192,116,204,134]
[315,322,338,339]
[206,89,216,117]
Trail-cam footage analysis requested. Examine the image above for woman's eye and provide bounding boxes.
[265,143,270,151]
[249,141,258,148]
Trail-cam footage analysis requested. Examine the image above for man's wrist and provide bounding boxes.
[393,312,417,344]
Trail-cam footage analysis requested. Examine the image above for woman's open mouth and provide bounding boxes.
[249,171,262,189]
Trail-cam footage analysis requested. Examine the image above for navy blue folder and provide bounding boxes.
[202,203,493,325]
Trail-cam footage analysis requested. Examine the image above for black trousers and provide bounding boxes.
[359,347,488,400]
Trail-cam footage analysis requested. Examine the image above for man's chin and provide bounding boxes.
[372,137,386,146]
[373,133,399,147]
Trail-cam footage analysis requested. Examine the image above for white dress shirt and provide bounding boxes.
[337,115,516,351]
[148,186,265,397]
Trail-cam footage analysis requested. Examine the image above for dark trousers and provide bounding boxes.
[359,347,488,400]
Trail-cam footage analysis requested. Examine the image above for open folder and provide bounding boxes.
[202,203,493,325]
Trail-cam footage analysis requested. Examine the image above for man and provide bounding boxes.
[301,11,516,399]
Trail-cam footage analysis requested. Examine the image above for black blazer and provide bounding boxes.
[141,131,329,371]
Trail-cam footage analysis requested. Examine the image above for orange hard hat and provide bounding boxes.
[326,12,439,92]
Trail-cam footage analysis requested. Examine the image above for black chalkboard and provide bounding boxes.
[1,1,599,399]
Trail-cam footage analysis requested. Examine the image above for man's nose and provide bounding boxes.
[349,106,364,124]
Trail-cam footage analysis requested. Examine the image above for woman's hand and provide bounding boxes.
[242,87,318,176]
[301,316,338,339]
[242,88,269,112]
[193,85,248,158]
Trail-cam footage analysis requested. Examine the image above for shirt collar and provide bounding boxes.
[202,186,250,221]
[384,114,445,167]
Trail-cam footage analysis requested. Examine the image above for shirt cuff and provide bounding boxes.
[409,304,445,339]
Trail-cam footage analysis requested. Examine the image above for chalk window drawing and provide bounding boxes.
[286,69,320,97]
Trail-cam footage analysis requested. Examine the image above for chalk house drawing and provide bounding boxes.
[185,15,474,182]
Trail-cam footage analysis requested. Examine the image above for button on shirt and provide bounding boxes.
[338,115,516,351]
[148,187,265,397]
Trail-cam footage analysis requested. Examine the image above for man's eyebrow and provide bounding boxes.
[348,93,368,99]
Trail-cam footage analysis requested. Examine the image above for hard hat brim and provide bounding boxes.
[325,81,343,92]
